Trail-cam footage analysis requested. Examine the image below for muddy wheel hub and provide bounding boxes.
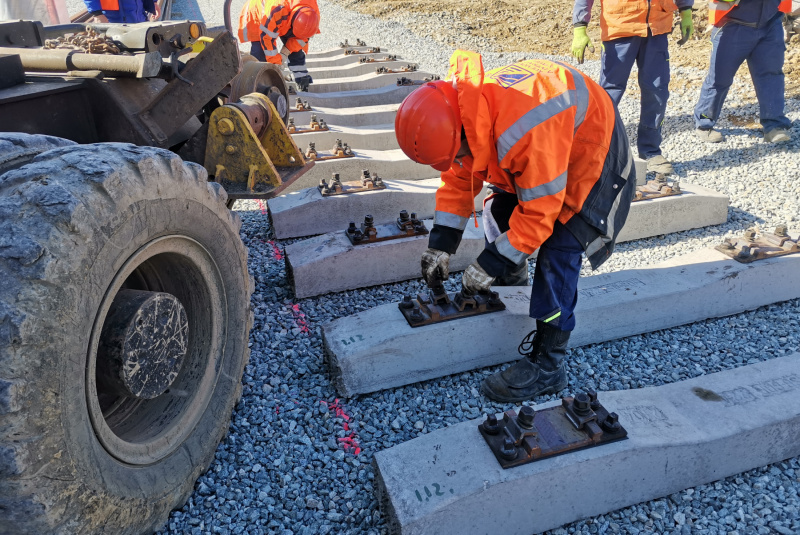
[97,289,188,400]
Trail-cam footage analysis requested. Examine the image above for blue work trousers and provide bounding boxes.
[694,14,791,133]
[600,33,670,159]
[483,190,584,331]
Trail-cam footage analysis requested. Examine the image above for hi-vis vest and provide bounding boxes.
[708,0,793,25]
[100,0,119,8]
[599,0,678,41]
[238,0,318,64]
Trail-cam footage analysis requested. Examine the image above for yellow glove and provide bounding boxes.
[571,26,595,65]
[678,9,694,45]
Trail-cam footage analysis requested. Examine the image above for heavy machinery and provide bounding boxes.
[0,6,311,534]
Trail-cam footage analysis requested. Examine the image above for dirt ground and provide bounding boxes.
[334,0,800,98]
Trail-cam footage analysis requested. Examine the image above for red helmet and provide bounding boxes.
[291,6,319,40]
[395,80,462,172]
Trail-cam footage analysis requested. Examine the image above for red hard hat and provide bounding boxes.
[291,6,319,40]
[395,80,462,172]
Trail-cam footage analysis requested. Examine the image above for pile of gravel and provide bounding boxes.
[52,1,800,533]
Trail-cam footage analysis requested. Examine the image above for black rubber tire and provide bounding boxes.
[0,141,253,535]
[0,133,76,175]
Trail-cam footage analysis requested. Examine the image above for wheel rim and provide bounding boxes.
[86,235,227,465]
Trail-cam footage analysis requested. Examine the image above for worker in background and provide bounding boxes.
[238,0,321,92]
[694,0,794,144]
[395,50,636,402]
[83,0,159,23]
[1,0,69,23]
[572,0,694,176]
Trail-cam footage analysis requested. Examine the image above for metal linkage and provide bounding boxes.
[318,169,387,196]
[376,64,417,74]
[346,210,428,245]
[359,54,398,63]
[633,177,682,202]
[345,47,381,55]
[305,139,354,161]
[287,114,328,134]
[397,75,440,86]
[478,390,627,469]
[398,284,505,327]
[290,97,311,112]
[716,226,799,263]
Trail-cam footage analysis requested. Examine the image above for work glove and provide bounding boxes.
[571,26,594,65]
[294,74,313,92]
[461,262,496,296]
[678,9,694,45]
[421,248,450,287]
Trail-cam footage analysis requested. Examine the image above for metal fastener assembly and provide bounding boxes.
[500,437,517,460]
[483,413,500,435]
[517,406,536,429]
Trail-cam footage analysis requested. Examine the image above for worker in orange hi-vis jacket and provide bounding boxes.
[395,50,636,402]
[238,0,320,92]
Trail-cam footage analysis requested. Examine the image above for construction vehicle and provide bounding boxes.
[0,3,312,533]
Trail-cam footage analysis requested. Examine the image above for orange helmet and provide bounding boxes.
[291,6,320,40]
[395,80,462,172]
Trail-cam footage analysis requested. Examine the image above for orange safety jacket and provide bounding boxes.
[100,0,120,8]
[238,0,319,64]
[433,50,634,269]
[599,0,678,40]
[708,0,792,25]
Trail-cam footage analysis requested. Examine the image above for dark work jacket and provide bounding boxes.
[84,0,156,23]
[722,0,785,28]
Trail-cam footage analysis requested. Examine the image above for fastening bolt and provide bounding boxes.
[601,412,621,433]
[744,228,757,241]
[738,245,752,258]
[332,173,341,184]
[500,437,517,460]
[775,224,788,237]
[217,118,235,136]
[587,389,600,410]
[573,393,591,416]
[348,221,356,232]
[488,291,502,307]
[483,413,500,435]
[225,145,237,155]
[400,295,415,310]
[399,210,409,222]
[410,308,424,322]
[517,406,536,429]
[364,214,374,227]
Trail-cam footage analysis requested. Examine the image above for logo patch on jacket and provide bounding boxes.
[489,64,535,88]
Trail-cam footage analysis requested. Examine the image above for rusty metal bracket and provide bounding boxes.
[287,114,328,134]
[397,75,440,86]
[345,47,381,55]
[716,226,799,263]
[318,169,386,196]
[290,97,311,112]
[376,64,417,74]
[478,390,627,469]
[399,285,506,327]
[305,139,354,161]
[346,210,428,245]
[633,177,682,202]
[339,39,367,48]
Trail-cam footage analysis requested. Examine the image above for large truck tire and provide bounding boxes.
[0,140,253,534]
[0,133,76,175]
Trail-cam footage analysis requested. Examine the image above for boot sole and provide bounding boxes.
[480,380,568,403]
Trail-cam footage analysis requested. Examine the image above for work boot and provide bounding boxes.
[481,321,570,403]
[764,128,791,143]
[645,154,674,175]
[696,128,724,143]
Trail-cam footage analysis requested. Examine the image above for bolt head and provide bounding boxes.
[225,145,237,155]
[500,437,517,460]
[517,406,536,429]
[743,228,757,241]
[483,413,500,435]
[775,224,789,237]
[217,118,235,136]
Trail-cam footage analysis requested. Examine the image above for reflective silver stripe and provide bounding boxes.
[263,48,280,56]
[495,233,530,265]
[289,64,307,72]
[260,24,279,38]
[621,150,633,178]
[434,211,469,231]
[516,170,567,203]
[709,0,739,13]
[496,91,573,163]
[585,236,605,257]
[295,39,307,47]
[554,61,589,131]
[242,27,249,41]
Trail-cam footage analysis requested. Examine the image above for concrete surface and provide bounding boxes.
[322,245,800,396]
[286,216,486,298]
[295,85,415,108]
[374,354,800,534]
[291,103,399,127]
[306,46,377,59]
[305,53,404,69]
[306,61,421,80]
[284,148,437,193]
[291,123,399,151]
[308,71,436,93]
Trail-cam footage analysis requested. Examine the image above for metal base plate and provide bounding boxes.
[398,289,505,328]
[715,228,799,263]
[478,392,627,469]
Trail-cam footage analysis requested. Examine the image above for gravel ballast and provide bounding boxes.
[61,0,800,532]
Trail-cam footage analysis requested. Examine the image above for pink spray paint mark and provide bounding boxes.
[322,399,361,455]
[288,303,309,334]
[256,199,267,215]
[267,240,284,261]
